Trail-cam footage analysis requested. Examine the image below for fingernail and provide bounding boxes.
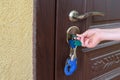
[77,37,81,40]
[76,34,79,36]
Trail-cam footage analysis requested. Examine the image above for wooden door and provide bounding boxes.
[56,0,120,80]
[35,0,55,80]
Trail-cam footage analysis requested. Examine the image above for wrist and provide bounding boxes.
[97,29,106,41]
[99,28,119,41]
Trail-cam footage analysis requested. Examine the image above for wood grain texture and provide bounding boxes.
[55,0,86,80]
[92,0,120,24]
[36,0,55,80]
[55,0,120,80]
[0,0,33,80]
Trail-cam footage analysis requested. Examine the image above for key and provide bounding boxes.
[68,34,82,48]
[64,57,77,76]
[74,40,82,47]
[64,34,81,76]
[68,39,82,48]
[68,40,76,48]
[70,47,77,61]
[64,47,77,76]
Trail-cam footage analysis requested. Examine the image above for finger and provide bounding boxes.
[76,34,85,47]
[76,34,82,40]
[82,30,95,38]
[84,39,89,47]
[81,36,85,47]
[81,31,89,36]
[76,34,83,38]
[77,37,81,40]
[87,37,97,48]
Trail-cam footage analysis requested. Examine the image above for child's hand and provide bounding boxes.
[76,29,103,48]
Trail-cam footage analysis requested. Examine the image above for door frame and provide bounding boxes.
[34,0,56,80]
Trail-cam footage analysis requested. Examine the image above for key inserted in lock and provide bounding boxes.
[64,26,81,76]
[66,26,80,43]
[67,26,81,48]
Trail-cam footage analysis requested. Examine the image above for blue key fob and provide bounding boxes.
[68,40,76,48]
[68,39,82,48]
[64,58,77,76]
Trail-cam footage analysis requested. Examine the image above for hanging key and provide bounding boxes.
[64,34,82,76]
[64,26,81,76]
[64,47,77,76]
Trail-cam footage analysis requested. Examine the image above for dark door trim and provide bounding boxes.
[34,0,56,80]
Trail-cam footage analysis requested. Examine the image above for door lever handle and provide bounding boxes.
[69,10,104,22]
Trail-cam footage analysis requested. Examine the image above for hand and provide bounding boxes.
[77,29,103,48]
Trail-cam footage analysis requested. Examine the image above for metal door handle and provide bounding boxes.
[69,10,104,22]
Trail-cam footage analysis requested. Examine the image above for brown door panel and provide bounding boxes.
[112,76,120,80]
[55,0,120,80]
[82,42,120,79]
[92,0,120,23]
[36,0,120,79]
[55,0,87,80]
